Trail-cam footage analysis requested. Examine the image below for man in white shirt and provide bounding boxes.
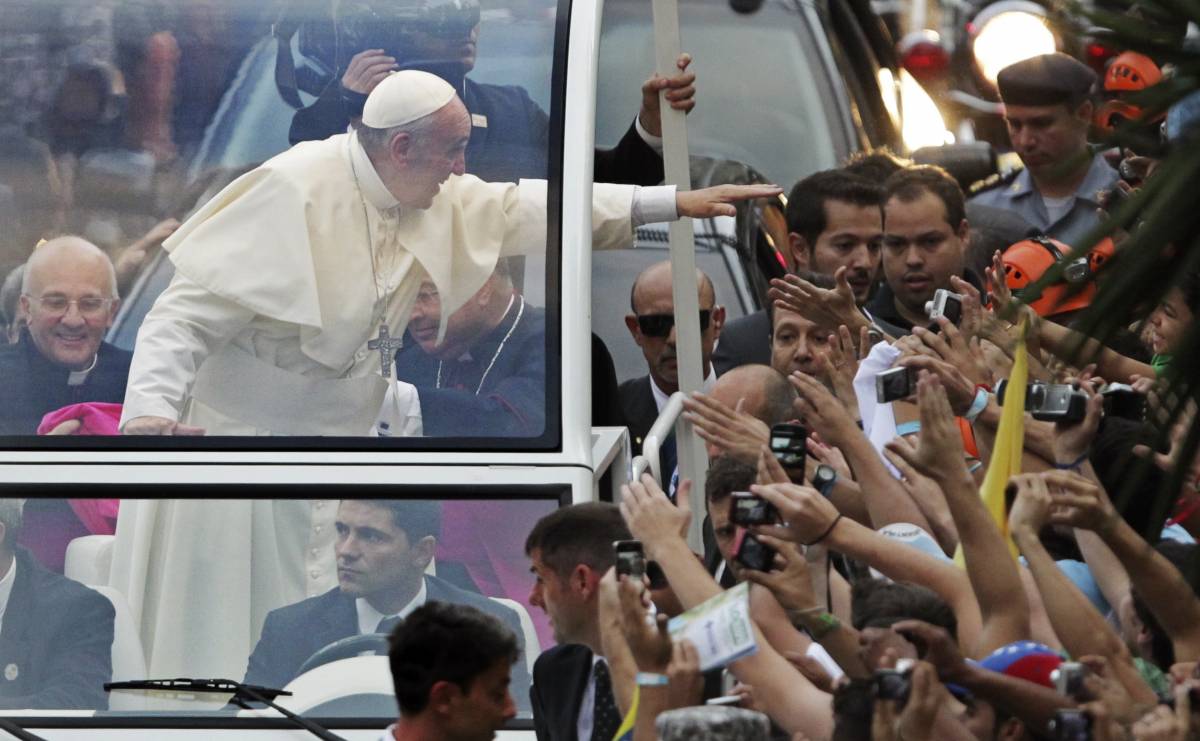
[379,601,520,741]
[243,499,531,710]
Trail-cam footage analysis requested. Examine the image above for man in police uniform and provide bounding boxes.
[971,53,1118,247]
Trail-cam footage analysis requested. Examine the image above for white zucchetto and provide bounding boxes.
[361,70,457,128]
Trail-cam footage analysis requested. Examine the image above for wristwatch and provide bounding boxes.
[812,464,838,498]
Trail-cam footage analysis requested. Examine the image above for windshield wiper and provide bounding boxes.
[104,678,349,741]
[0,718,49,741]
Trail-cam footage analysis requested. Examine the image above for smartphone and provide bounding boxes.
[729,491,778,527]
[876,366,916,403]
[613,540,645,579]
[734,529,776,572]
[770,423,807,474]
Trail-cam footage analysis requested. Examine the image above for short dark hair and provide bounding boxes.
[883,165,966,230]
[851,578,958,638]
[842,148,910,183]
[705,455,756,508]
[524,502,630,578]
[785,170,883,250]
[346,499,442,542]
[831,679,875,741]
[388,601,519,715]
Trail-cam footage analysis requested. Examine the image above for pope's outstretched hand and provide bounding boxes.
[676,184,782,218]
[123,416,206,436]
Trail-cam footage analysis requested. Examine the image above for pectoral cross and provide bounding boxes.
[367,325,404,378]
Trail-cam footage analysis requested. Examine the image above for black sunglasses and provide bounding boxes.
[636,310,711,338]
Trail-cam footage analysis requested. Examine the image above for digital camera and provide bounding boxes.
[924,288,964,325]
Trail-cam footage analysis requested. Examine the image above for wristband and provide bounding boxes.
[963,387,990,423]
[1054,452,1089,471]
[804,514,843,546]
[789,609,841,640]
[636,672,669,686]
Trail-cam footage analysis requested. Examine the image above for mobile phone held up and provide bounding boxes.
[769,423,807,478]
[613,540,645,580]
[729,491,778,527]
[733,529,776,572]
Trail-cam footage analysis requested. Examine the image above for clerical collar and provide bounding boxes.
[67,353,99,387]
[650,366,717,413]
[348,130,400,211]
[355,578,428,637]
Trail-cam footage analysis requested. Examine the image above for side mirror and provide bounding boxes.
[911,142,998,192]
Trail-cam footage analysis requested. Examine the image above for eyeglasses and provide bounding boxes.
[635,310,711,338]
[26,294,114,318]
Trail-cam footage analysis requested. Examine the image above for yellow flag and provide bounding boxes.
[957,317,1028,563]
[612,685,638,741]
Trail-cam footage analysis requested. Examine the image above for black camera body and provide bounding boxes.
[873,660,914,705]
[1050,709,1091,741]
[997,380,1089,423]
[338,0,481,67]
[876,366,917,404]
[924,288,964,325]
[1100,383,1146,421]
[734,531,776,572]
[729,492,778,527]
[770,423,808,477]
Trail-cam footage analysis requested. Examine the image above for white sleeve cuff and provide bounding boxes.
[634,115,664,152]
[631,185,678,226]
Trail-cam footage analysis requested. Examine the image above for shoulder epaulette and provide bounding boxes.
[968,167,1022,196]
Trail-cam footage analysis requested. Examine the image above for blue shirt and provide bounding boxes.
[970,151,1118,248]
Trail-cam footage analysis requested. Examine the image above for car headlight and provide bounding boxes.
[970,2,1057,86]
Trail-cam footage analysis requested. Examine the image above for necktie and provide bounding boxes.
[375,615,402,636]
[590,660,621,741]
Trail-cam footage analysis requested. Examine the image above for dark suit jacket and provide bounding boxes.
[530,643,593,741]
[0,333,132,435]
[290,78,663,186]
[711,310,771,376]
[0,548,114,709]
[395,304,546,438]
[243,576,532,711]
[618,375,677,483]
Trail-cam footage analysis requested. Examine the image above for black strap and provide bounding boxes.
[272,8,306,110]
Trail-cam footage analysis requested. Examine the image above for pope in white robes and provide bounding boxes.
[109,70,779,683]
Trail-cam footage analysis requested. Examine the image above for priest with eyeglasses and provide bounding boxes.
[118,69,779,437]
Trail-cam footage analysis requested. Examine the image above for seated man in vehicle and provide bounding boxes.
[394,261,545,437]
[620,260,724,463]
[243,499,532,710]
[382,601,520,741]
[714,168,883,372]
[0,499,115,710]
[0,236,131,435]
[288,0,695,186]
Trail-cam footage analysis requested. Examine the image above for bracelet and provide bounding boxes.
[804,514,843,546]
[1054,452,1089,471]
[792,610,841,640]
[963,387,990,423]
[635,672,669,686]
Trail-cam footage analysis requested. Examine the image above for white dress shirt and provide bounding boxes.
[575,654,606,741]
[649,365,717,412]
[355,579,428,636]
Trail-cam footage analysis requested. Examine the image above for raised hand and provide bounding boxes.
[617,574,672,673]
[821,324,864,417]
[1042,471,1120,535]
[1053,380,1102,466]
[619,474,692,560]
[789,371,861,449]
[341,49,399,95]
[682,393,769,465]
[769,267,871,336]
[890,619,968,684]
[739,532,818,612]
[750,482,841,546]
[676,184,784,219]
[911,318,993,390]
[666,639,705,709]
[896,354,977,417]
[639,53,696,137]
[883,373,966,482]
[1006,473,1053,540]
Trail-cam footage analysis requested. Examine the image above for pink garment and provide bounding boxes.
[37,402,123,436]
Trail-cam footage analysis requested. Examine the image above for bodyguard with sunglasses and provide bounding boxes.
[0,237,131,435]
[619,260,724,467]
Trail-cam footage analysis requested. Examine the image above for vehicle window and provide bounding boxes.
[0,0,570,448]
[9,494,558,720]
[596,0,846,188]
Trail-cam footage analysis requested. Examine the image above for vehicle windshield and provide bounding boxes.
[8,494,559,722]
[597,0,848,187]
[0,0,571,449]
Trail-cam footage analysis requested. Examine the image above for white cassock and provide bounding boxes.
[110,128,677,680]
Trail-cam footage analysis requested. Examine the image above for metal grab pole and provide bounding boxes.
[650,0,707,550]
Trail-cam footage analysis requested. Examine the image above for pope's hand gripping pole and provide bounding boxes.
[650,0,706,550]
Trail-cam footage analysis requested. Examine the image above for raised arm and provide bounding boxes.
[885,373,1031,656]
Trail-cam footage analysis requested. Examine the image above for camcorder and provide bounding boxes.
[733,530,776,572]
[1099,382,1146,421]
[996,380,1089,423]
[729,492,778,527]
[1049,709,1091,741]
[924,289,964,326]
[337,0,481,66]
[876,366,917,404]
[769,423,807,477]
[613,540,645,580]
[873,659,915,706]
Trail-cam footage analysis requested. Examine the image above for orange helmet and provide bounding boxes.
[996,237,1115,317]
[1104,52,1162,92]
